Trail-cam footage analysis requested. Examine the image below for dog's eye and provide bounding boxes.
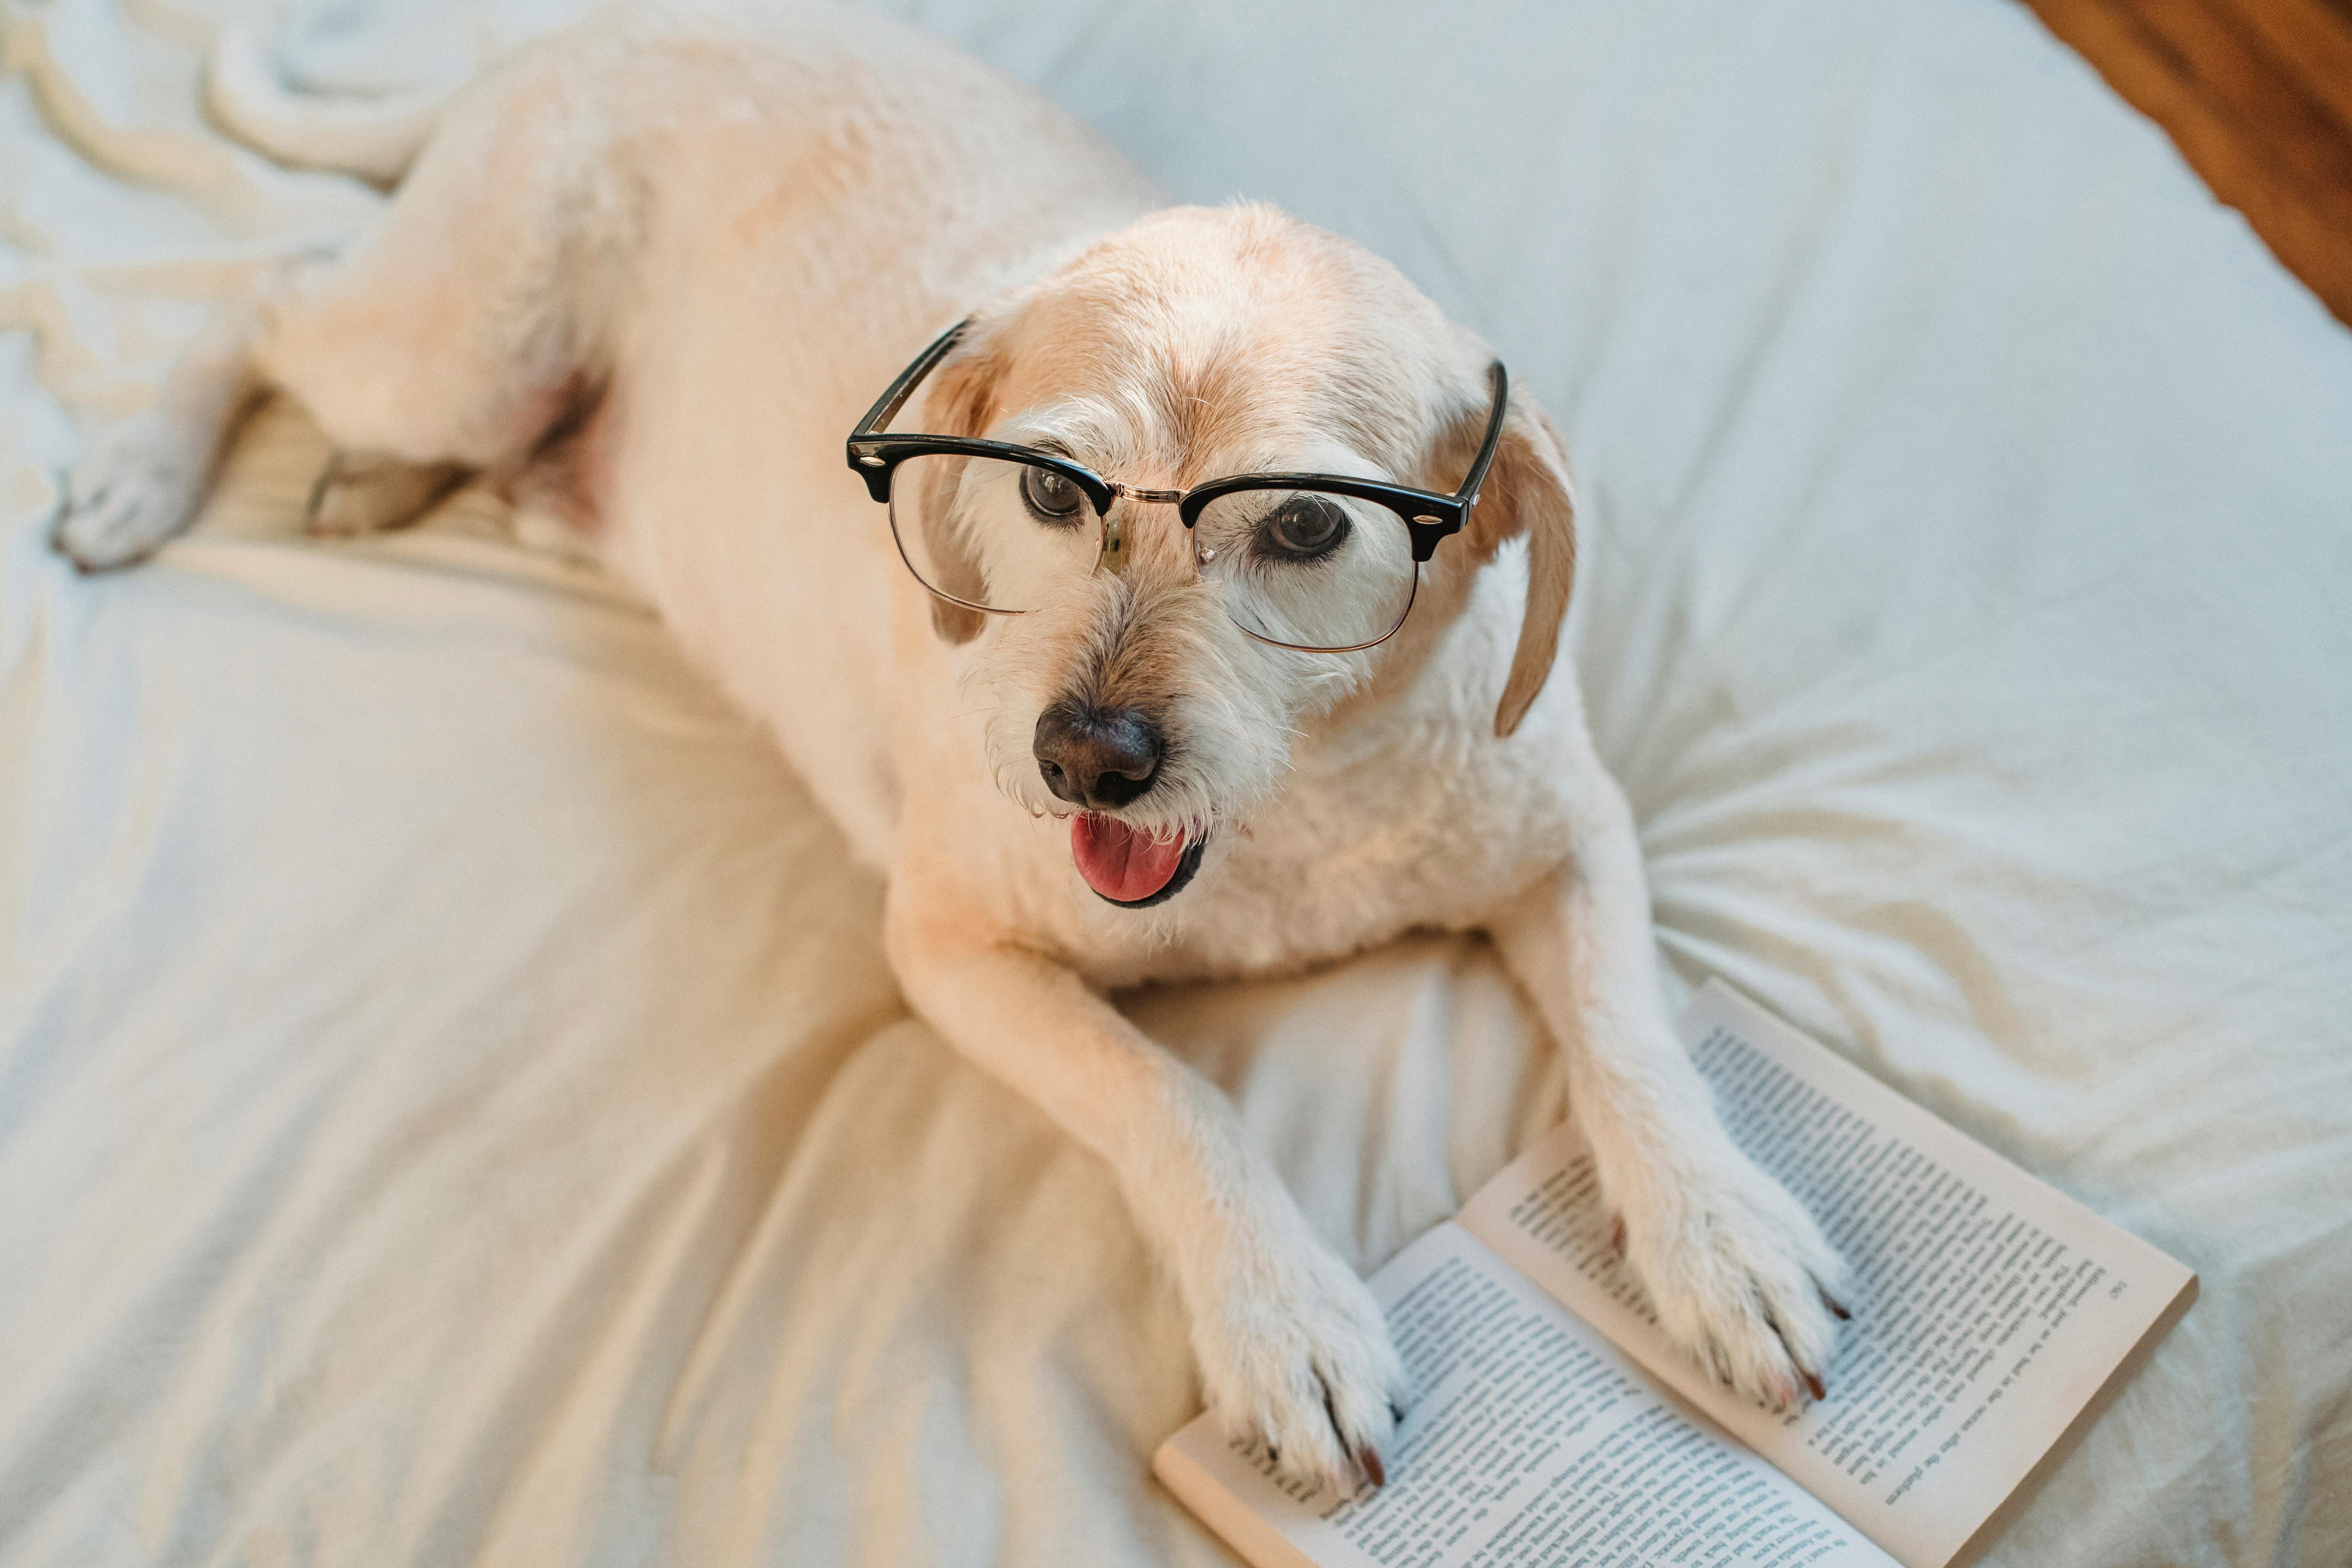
[1257,496,1351,561]
[1021,465,1084,524]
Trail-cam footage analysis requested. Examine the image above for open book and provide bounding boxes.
[1156,982,2196,1568]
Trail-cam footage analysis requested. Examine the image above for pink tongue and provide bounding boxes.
[1071,815,1186,903]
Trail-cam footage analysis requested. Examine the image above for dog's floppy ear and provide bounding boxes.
[911,336,1009,644]
[1460,394,1578,737]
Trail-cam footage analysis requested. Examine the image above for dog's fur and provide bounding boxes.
[54,0,1847,1490]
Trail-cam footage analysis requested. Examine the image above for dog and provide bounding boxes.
[53,0,1847,1493]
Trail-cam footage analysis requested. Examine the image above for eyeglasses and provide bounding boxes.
[846,319,1509,653]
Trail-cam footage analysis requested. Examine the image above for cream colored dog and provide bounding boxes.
[54,0,1847,1492]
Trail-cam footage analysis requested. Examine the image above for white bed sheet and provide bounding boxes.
[2,1,2347,1564]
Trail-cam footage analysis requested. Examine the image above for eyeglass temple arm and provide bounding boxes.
[1452,360,1511,512]
[849,317,973,446]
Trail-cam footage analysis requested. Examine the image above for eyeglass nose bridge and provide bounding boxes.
[1095,482,1189,578]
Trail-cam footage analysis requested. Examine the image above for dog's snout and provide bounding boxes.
[1034,700,1165,809]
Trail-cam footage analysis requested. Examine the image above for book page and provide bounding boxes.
[1459,982,2195,1568]
[1156,1220,1898,1568]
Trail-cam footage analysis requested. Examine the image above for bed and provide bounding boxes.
[2,1,2347,1563]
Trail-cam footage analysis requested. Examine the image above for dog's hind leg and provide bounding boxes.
[302,451,471,539]
[56,45,610,570]
[253,62,613,539]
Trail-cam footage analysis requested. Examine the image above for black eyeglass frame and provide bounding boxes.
[845,318,1510,648]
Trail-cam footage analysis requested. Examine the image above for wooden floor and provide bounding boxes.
[2023,0,2352,324]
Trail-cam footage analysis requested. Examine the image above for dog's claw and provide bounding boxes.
[1819,1285,1852,1321]
[1802,1369,1827,1403]
[1357,1445,1386,1489]
[1763,1308,1813,1403]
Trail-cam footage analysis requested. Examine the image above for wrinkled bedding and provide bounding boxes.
[2,1,2347,1564]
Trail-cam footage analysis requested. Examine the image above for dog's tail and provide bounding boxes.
[205,17,451,185]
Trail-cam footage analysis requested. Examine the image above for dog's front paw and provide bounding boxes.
[53,420,207,571]
[1193,1240,1411,1494]
[1620,1154,1850,1414]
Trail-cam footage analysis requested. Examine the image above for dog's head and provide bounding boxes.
[904,204,1575,909]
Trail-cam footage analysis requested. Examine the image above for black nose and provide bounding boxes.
[1034,700,1165,809]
